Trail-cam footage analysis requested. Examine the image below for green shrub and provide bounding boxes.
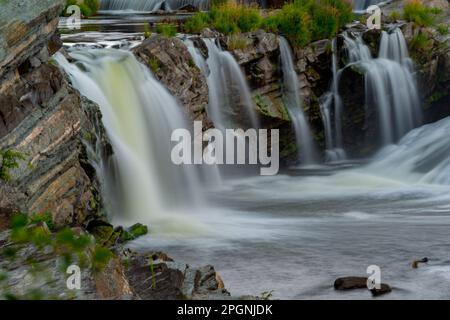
[30,212,55,231]
[143,23,152,38]
[310,3,340,40]
[156,23,178,37]
[276,3,312,47]
[148,57,160,73]
[390,10,401,21]
[437,24,449,35]
[227,34,250,50]
[403,0,435,26]
[64,0,99,17]
[91,246,113,272]
[0,149,25,182]
[235,5,262,32]
[182,0,353,47]
[429,7,443,15]
[261,13,280,33]
[409,33,432,51]
[293,0,353,40]
[184,12,211,34]
[84,0,100,13]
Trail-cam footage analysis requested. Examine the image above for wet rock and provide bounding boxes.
[122,223,148,242]
[94,256,135,299]
[88,221,115,246]
[334,276,392,296]
[412,257,429,269]
[334,276,368,290]
[370,283,392,296]
[201,28,221,38]
[0,229,133,300]
[123,251,231,300]
[133,35,210,126]
[400,21,450,124]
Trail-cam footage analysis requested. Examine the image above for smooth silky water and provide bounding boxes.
[56,11,450,299]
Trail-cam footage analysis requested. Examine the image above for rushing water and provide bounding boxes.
[100,0,390,12]
[201,38,259,130]
[279,37,317,164]
[99,0,211,12]
[55,50,207,230]
[352,0,390,12]
[131,116,450,299]
[320,38,346,162]
[342,29,422,146]
[55,13,450,300]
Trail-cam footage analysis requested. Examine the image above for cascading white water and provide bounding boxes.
[99,0,211,12]
[202,38,259,130]
[320,38,346,162]
[367,116,450,185]
[185,38,261,175]
[278,37,317,164]
[379,27,414,69]
[185,39,208,74]
[55,49,205,228]
[342,29,422,146]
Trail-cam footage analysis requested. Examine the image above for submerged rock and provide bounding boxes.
[334,276,368,290]
[412,257,429,269]
[370,283,392,296]
[334,276,392,296]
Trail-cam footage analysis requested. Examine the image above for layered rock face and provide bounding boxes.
[0,0,105,229]
[133,30,332,161]
[133,36,211,126]
[337,20,450,158]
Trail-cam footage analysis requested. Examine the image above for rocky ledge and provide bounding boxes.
[0,0,107,229]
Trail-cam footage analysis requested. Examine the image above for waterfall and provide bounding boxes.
[185,39,208,74]
[55,49,205,228]
[99,0,211,12]
[201,38,259,130]
[342,29,422,146]
[278,37,317,165]
[367,116,450,185]
[379,28,414,68]
[320,38,346,162]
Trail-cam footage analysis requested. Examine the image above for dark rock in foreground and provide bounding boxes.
[334,276,392,296]
[123,251,233,300]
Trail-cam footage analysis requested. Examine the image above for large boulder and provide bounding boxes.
[122,251,234,300]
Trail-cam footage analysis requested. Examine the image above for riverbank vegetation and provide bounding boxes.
[403,0,445,26]
[64,0,100,17]
[0,150,25,182]
[184,0,354,47]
